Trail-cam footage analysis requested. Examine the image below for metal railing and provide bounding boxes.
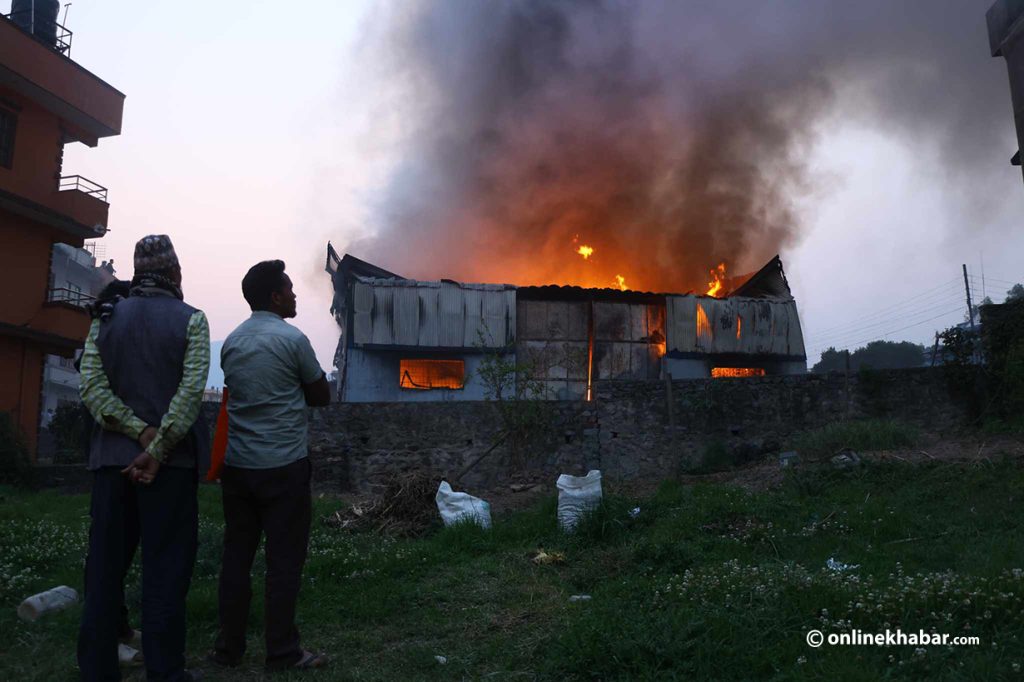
[47,287,95,307]
[3,10,73,56]
[59,175,108,202]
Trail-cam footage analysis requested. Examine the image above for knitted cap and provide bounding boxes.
[133,235,180,273]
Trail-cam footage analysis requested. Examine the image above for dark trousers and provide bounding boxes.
[78,466,198,682]
[80,416,138,642]
[215,457,312,668]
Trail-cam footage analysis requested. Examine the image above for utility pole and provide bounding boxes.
[963,264,975,330]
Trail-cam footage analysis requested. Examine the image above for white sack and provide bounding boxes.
[436,481,492,529]
[17,585,79,622]
[556,470,603,531]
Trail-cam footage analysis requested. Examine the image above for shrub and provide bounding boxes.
[0,412,31,485]
[793,419,918,460]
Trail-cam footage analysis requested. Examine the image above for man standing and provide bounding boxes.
[78,235,210,681]
[212,260,329,671]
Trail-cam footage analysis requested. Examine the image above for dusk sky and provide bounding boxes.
[53,0,1024,377]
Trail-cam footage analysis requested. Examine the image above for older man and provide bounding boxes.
[78,235,209,682]
[211,259,329,671]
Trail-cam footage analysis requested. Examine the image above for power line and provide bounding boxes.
[808,306,964,355]
[808,278,961,337]
[808,292,964,346]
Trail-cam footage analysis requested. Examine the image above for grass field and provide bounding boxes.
[2,454,1023,680]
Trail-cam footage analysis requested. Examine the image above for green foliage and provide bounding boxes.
[792,418,918,460]
[812,340,925,373]
[1006,283,1024,303]
[3,460,1024,680]
[686,439,738,474]
[475,331,553,470]
[48,402,88,463]
[0,412,31,485]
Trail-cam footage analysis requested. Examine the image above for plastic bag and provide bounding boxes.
[435,481,492,529]
[556,470,603,531]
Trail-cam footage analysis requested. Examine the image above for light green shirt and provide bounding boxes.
[79,311,210,462]
[222,311,323,469]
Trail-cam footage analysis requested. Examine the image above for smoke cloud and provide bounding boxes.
[347,0,1013,293]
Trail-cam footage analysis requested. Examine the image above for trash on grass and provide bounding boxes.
[434,655,448,665]
[629,507,641,518]
[532,549,567,565]
[17,585,78,622]
[831,449,861,468]
[556,470,603,532]
[779,451,799,468]
[436,481,492,529]
[826,557,860,572]
[569,594,592,602]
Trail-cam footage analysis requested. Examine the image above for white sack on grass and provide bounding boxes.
[436,481,492,529]
[556,470,603,532]
[17,585,78,622]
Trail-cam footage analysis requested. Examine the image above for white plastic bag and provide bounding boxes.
[556,470,603,531]
[435,481,492,529]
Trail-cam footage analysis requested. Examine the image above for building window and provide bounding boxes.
[400,359,465,390]
[0,108,16,169]
[711,367,766,378]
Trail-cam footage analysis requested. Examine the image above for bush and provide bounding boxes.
[48,401,89,463]
[792,419,918,460]
[0,412,31,485]
[687,440,738,474]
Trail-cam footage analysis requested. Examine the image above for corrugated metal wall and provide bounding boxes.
[516,300,590,399]
[352,278,516,349]
[665,296,806,357]
[516,299,666,398]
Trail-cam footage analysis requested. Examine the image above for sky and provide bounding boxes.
[50,0,1024,379]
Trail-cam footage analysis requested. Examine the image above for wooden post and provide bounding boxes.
[664,371,676,427]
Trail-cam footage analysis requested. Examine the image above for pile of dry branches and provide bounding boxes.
[325,471,441,537]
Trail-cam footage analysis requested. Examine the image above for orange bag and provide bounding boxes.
[207,388,229,481]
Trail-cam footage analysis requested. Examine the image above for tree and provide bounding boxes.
[812,340,926,373]
[1006,283,1024,303]
[968,296,994,324]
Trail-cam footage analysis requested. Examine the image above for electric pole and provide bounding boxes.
[963,264,975,330]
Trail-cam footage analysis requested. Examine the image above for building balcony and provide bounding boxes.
[0,15,124,146]
[51,175,109,232]
[34,295,92,352]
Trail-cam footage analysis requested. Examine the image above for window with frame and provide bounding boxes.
[0,108,16,169]
[399,359,465,390]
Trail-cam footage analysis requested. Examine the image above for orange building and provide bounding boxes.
[0,8,124,457]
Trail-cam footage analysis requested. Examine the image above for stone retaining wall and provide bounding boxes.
[289,367,969,492]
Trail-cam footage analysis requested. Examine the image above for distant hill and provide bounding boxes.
[207,340,224,389]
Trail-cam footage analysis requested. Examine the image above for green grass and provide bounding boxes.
[2,456,1023,680]
[793,419,919,461]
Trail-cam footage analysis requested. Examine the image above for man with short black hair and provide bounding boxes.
[78,235,209,682]
[212,260,330,671]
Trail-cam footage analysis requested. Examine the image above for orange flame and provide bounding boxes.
[614,274,627,291]
[577,245,594,260]
[706,262,727,297]
[711,367,766,378]
[696,303,711,341]
[736,314,742,340]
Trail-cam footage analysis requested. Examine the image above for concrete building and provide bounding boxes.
[326,246,807,402]
[0,4,124,456]
[988,0,1024,181]
[39,243,115,426]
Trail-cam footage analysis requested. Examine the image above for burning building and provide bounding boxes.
[325,245,806,402]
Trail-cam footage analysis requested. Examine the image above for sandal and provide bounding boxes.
[291,650,328,670]
[118,643,144,668]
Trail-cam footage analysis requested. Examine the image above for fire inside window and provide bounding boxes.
[711,367,766,378]
[400,359,465,390]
